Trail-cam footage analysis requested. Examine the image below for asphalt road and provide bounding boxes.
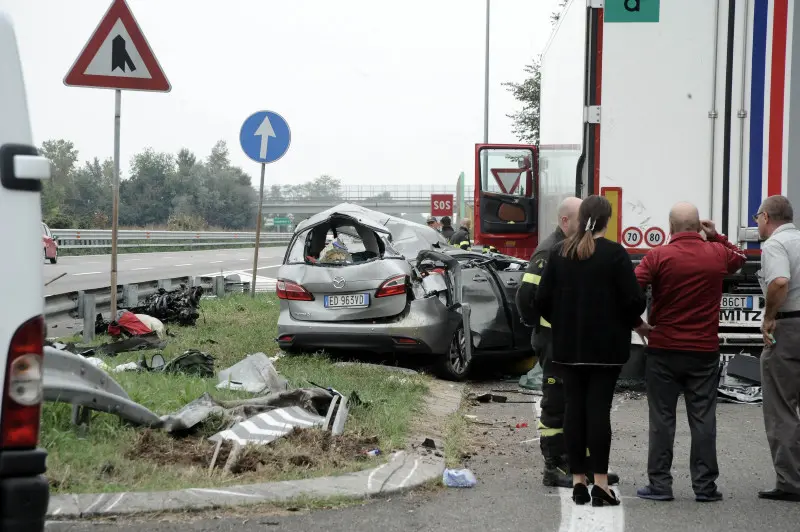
[46,382,798,532]
[42,247,288,295]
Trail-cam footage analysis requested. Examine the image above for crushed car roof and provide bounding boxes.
[294,202,452,257]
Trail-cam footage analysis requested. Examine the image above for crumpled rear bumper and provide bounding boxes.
[277,296,460,355]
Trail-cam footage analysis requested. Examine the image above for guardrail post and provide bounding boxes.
[82,294,96,343]
[189,276,202,288]
[123,284,138,308]
[158,279,171,291]
[214,276,226,297]
[77,290,86,317]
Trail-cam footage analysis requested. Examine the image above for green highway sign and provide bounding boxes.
[274,217,292,226]
[605,0,660,23]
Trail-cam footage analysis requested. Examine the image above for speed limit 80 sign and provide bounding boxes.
[644,227,666,247]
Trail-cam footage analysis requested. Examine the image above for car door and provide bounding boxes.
[460,261,513,349]
[491,266,531,348]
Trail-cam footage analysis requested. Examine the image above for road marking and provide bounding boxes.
[175,263,192,267]
[255,264,282,269]
[74,271,102,276]
[210,260,223,264]
[558,486,624,532]
[398,458,420,488]
[238,258,248,261]
[131,267,152,271]
[124,258,141,262]
[83,494,107,514]
[103,492,126,512]
[188,488,260,499]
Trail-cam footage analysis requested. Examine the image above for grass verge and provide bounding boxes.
[41,294,430,495]
[443,403,470,468]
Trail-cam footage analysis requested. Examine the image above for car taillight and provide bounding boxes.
[1,316,44,449]
[276,279,314,301]
[375,275,407,298]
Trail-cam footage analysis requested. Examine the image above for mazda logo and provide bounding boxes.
[332,277,346,289]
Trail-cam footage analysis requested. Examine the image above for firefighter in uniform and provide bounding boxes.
[515,197,621,488]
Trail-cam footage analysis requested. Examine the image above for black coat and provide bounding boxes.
[449,227,471,246]
[534,238,646,366]
[441,226,455,240]
[515,228,564,328]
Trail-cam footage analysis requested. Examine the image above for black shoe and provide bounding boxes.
[591,485,621,507]
[587,471,621,486]
[543,465,573,488]
[758,489,800,501]
[573,483,590,505]
[696,490,723,502]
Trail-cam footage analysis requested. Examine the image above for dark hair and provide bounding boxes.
[441,216,452,226]
[560,195,612,260]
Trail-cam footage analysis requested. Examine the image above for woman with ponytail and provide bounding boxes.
[534,195,647,507]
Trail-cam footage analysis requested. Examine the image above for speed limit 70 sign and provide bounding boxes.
[622,226,643,248]
[430,194,454,216]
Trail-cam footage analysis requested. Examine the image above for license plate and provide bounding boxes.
[324,294,369,309]
[719,293,761,326]
[721,295,753,309]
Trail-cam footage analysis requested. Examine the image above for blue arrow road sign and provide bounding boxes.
[239,111,291,164]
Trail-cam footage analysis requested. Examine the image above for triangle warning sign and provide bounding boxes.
[490,169,523,194]
[64,0,170,92]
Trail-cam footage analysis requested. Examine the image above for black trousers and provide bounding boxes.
[533,328,565,431]
[645,350,720,496]
[560,364,622,475]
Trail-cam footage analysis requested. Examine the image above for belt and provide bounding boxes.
[775,310,800,320]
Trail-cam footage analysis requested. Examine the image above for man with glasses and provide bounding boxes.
[754,195,800,502]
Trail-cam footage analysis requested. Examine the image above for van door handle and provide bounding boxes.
[506,278,519,286]
[473,275,488,282]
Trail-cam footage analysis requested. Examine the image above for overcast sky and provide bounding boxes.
[3,0,560,187]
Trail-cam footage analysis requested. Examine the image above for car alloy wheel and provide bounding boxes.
[447,326,470,377]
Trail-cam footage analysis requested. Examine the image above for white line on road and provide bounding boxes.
[238,258,248,261]
[210,260,223,264]
[74,272,102,276]
[175,263,193,267]
[558,486,624,532]
[131,267,152,271]
[124,258,141,262]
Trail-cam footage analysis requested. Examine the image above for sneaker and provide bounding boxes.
[696,491,723,502]
[636,485,674,501]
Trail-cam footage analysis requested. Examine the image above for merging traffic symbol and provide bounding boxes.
[64,0,170,92]
[111,35,136,73]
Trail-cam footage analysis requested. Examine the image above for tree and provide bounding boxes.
[503,0,569,144]
[283,174,342,200]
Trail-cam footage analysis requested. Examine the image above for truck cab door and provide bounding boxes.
[474,145,538,235]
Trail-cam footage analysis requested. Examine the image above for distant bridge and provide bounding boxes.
[260,185,475,218]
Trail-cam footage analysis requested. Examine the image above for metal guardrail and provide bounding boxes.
[51,229,293,249]
[44,274,274,333]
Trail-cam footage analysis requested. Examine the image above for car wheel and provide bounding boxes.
[437,325,472,381]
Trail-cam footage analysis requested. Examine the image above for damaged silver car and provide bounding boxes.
[275,203,534,381]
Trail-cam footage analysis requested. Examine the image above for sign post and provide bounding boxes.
[64,0,171,315]
[239,111,292,296]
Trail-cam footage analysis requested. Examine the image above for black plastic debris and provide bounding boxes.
[138,349,215,378]
[93,332,167,356]
[476,393,508,404]
[130,284,204,326]
[726,354,761,384]
[422,437,437,449]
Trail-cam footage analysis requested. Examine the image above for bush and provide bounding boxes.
[166,212,209,231]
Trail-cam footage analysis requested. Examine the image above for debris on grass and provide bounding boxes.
[125,428,380,476]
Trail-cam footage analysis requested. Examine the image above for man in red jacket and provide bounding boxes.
[633,202,746,503]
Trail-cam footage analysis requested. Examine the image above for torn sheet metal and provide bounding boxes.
[209,406,326,445]
[718,374,762,404]
[217,353,288,394]
[43,347,161,427]
[159,388,335,433]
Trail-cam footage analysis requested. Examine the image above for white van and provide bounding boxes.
[0,10,52,532]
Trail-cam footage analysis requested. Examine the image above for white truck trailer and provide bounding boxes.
[538,0,799,356]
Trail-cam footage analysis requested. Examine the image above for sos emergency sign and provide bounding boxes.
[430,194,454,216]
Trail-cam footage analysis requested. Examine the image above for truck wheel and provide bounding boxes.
[437,325,471,381]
